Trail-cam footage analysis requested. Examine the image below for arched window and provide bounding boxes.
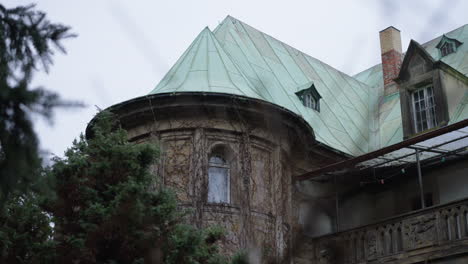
[207,150,230,203]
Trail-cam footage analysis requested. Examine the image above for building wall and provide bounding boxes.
[441,70,468,120]
[111,95,329,263]
[432,160,468,204]
[130,124,290,261]
[334,159,468,232]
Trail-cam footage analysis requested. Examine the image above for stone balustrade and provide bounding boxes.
[295,198,468,263]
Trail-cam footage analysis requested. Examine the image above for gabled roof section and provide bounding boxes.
[150,27,263,99]
[421,24,468,76]
[354,24,468,151]
[150,18,467,157]
[211,16,375,156]
[356,24,468,86]
[397,39,435,81]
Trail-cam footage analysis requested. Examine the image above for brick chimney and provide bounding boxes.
[379,26,402,94]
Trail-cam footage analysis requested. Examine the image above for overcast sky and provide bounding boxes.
[4,0,468,159]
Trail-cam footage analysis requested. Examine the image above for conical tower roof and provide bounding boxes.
[150,27,262,99]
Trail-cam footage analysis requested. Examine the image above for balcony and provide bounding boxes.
[295,198,468,263]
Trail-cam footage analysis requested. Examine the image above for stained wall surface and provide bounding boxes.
[123,105,302,262]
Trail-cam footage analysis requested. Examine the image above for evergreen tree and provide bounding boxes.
[44,111,237,264]
[0,189,56,264]
[0,3,75,203]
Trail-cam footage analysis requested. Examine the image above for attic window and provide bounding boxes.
[440,42,455,57]
[412,85,437,133]
[436,35,463,58]
[296,84,321,112]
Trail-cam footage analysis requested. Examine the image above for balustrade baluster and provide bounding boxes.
[380,231,386,256]
[449,214,457,241]
[462,209,468,238]
[361,235,366,261]
[455,213,461,239]
[385,229,392,254]
[390,228,396,254]
[397,226,403,252]
[309,201,468,264]
[440,212,449,241]
[353,236,358,263]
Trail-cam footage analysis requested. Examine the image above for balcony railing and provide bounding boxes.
[296,198,468,263]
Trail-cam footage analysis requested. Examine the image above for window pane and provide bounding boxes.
[412,86,438,133]
[208,167,229,203]
[210,156,226,165]
[302,93,319,111]
[427,86,433,95]
[420,99,426,110]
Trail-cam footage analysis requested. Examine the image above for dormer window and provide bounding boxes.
[303,93,319,110]
[397,39,450,138]
[412,85,437,133]
[440,42,455,57]
[436,35,463,58]
[296,83,321,112]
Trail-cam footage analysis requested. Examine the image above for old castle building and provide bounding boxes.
[102,17,468,263]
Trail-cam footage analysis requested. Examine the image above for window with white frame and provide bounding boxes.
[303,93,318,111]
[440,42,455,57]
[296,85,321,112]
[207,154,230,203]
[412,85,437,133]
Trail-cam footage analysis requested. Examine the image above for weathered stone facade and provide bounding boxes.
[294,197,468,264]
[95,18,468,263]
[105,92,343,262]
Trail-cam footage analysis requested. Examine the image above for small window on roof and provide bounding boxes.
[436,35,463,58]
[440,42,455,57]
[296,83,321,112]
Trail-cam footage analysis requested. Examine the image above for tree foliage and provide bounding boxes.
[0,190,56,264]
[41,111,237,264]
[0,3,75,203]
[0,4,250,263]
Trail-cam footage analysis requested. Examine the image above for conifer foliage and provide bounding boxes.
[0,190,56,264]
[43,111,236,264]
[0,3,75,202]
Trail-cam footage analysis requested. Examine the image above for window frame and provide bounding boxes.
[397,40,451,139]
[207,154,230,204]
[436,35,463,58]
[303,93,318,110]
[296,84,321,112]
[411,85,437,133]
[440,42,455,57]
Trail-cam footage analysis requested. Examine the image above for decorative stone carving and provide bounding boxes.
[366,232,378,260]
[403,213,437,249]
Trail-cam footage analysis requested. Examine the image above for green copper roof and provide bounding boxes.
[354,24,468,149]
[151,17,468,156]
[150,27,263,99]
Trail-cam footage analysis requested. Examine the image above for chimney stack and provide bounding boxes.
[379,26,402,94]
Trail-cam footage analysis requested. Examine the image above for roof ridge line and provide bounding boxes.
[150,27,207,94]
[224,17,375,88]
[205,28,256,97]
